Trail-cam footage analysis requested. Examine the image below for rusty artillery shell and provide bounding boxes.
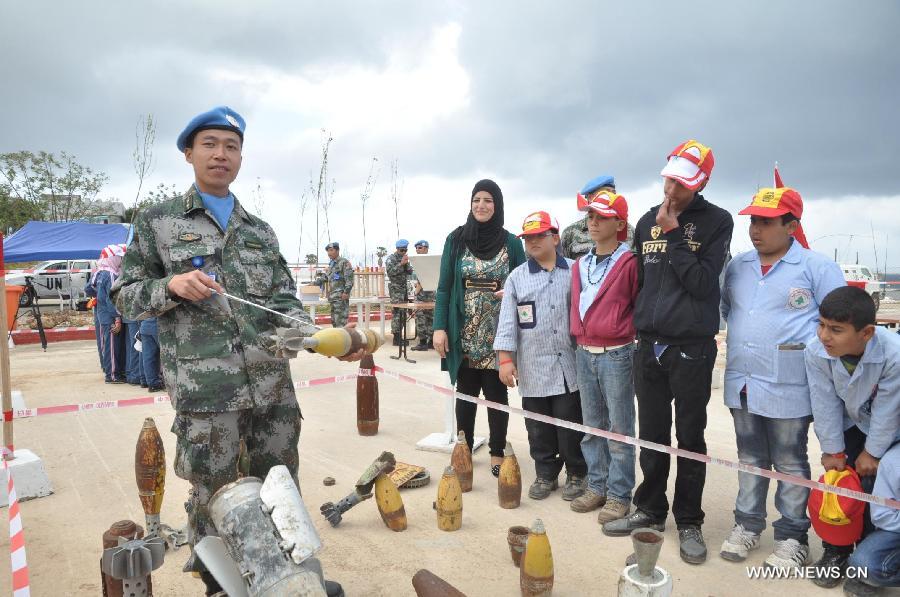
[436,466,463,531]
[520,518,553,597]
[374,473,407,531]
[412,569,468,597]
[357,352,379,435]
[498,442,521,509]
[134,418,166,528]
[101,520,147,597]
[450,431,473,492]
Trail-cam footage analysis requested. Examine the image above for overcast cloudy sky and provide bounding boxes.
[2,1,898,270]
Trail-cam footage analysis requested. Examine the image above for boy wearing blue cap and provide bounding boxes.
[113,106,352,596]
[411,240,435,351]
[386,239,413,345]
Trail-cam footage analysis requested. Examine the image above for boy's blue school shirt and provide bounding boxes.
[871,443,900,532]
[493,255,578,398]
[721,241,845,418]
[806,326,900,458]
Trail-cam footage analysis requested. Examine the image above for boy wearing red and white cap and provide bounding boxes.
[718,183,844,570]
[493,211,588,502]
[567,191,639,525]
[604,140,733,566]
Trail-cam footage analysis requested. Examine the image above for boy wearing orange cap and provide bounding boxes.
[494,211,587,501]
[718,185,844,570]
[603,140,733,565]
[805,286,900,588]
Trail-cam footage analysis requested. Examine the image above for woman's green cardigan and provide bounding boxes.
[432,232,527,385]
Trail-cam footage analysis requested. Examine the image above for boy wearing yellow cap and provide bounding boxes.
[718,184,844,570]
[493,211,587,501]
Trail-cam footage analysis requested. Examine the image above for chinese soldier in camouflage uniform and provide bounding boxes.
[385,239,413,345]
[562,174,634,259]
[112,106,354,596]
[410,240,434,351]
[324,242,353,327]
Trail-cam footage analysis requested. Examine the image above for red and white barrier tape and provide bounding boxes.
[4,373,360,420]
[373,365,900,511]
[2,453,30,597]
[6,364,898,509]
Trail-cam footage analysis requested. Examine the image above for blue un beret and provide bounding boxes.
[396,239,409,249]
[580,174,616,195]
[414,240,429,248]
[325,242,339,250]
[177,106,246,152]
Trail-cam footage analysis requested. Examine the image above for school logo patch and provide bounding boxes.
[650,225,662,240]
[787,287,813,310]
[517,303,534,324]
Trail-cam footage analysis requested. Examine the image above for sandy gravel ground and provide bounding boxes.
[2,329,899,596]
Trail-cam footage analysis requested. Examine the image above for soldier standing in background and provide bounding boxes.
[410,239,434,351]
[325,241,354,327]
[113,106,354,597]
[386,238,413,345]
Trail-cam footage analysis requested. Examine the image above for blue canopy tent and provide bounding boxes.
[2,221,130,262]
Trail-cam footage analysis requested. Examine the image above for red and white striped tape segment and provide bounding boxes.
[373,365,900,511]
[6,365,898,509]
[2,452,31,597]
[4,373,362,420]
[7,269,90,275]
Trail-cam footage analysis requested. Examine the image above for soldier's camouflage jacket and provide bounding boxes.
[385,251,413,301]
[112,186,319,413]
[326,256,354,301]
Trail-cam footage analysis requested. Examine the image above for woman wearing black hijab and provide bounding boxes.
[433,179,527,475]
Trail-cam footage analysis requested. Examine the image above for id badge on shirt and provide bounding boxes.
[517,301,536,329]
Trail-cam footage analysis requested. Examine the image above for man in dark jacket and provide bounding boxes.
[603,140,733,566]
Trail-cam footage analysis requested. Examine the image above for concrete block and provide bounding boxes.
[1,448,53,507]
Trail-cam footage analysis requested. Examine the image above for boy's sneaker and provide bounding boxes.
[596,497,630,524]
[719,524,760,562]
[678,527,708,564]
[561,474,586,501]
[810,546,850,588]
[528,478,558,500]
[764,538,810,569]
[570,487,606,513]
[602,509,665,537]
[843,578,881,596]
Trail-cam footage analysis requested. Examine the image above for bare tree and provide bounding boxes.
[389,158,403,238]
[132,114,156,220]
[296,178,313,264]
[250,177,267,217]
[322,177,336,242]
[359,157,380,267]
[314,130,334,262]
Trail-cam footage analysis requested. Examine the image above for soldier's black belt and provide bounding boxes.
[463,277,500,292]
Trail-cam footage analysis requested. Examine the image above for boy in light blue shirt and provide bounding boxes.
[805,285,900,589]
[719,186,844,569]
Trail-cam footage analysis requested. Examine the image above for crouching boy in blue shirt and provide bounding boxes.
[719,186,844,569]
[806,286,900,588]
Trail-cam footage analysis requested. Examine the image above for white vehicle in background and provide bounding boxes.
[3,260,96,307]
[841,264,887,311]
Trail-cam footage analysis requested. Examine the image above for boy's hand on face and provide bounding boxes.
[655,196,679,232]
[855,450,880,477]
[499,362,517,388]
[821,453,847,471]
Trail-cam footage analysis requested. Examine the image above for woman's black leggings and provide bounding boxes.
[455,364,509,457]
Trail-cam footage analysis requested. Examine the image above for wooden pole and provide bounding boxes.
[0,233,15,460]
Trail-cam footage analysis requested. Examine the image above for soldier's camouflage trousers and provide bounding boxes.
[390,293,406,336]
[329,297,350,327]
[415,309,433,343]
[171,400,302,572]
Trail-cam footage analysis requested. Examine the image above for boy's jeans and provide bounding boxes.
[575,345,636,501]
[848,529,900,587]
[731,392,812,542]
